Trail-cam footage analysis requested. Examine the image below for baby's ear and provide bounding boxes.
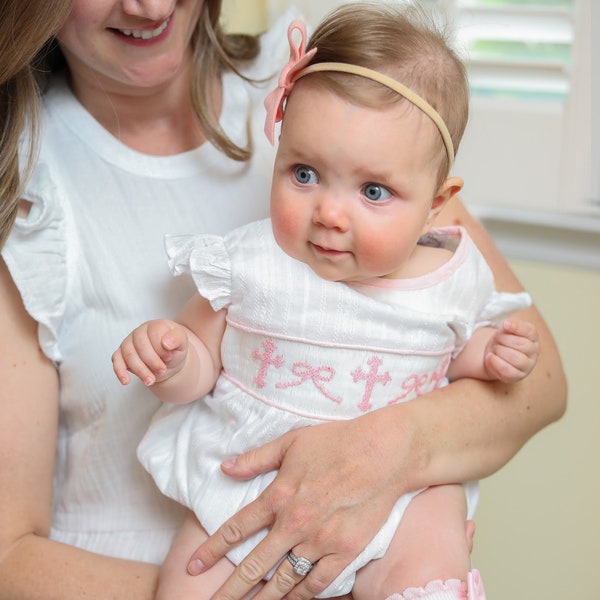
[424,176,464,230]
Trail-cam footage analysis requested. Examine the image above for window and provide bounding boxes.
[436,0,597,267]
[440,0,579,210]
[451,0,573,101]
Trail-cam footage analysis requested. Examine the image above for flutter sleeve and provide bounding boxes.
[165,233,233,311]
[1,164,68,363]
[451,264,532,358]
[475,289,532,331]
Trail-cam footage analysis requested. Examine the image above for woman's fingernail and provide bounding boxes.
[187,559,205,575]
[222,458,236,469]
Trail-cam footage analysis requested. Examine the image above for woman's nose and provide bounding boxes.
[121,0,173,21]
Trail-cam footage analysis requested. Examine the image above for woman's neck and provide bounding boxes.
[66,63,222,156]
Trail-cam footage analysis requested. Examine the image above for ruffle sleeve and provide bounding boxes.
[475,290,532,330]
[452,290,532,358]
[165,234,233,311]
[1,163,68,363]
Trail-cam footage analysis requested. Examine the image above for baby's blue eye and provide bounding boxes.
[363,183,392,202]
[294,165,318,185]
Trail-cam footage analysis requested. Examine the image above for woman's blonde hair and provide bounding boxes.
[0,0,73,248]
[190,0,261,161]
[306,1,469,185]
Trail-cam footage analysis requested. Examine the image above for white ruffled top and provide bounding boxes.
[138,218,530,595]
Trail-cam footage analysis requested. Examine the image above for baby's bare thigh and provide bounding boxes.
[353,484,471,599]
[156,511,262,600]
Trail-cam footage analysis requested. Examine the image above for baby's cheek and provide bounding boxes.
[271,207,303,256]
[357,233,404,275]
[358,233,386,261]
[271,206,294,239]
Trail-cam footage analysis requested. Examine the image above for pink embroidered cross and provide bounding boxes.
[252,339,284,388]
[276,362,343,404]
[351,356,392,412]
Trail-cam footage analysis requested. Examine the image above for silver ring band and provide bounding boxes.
[286,551,315,577]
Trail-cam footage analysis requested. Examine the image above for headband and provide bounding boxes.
[264,20,455,171]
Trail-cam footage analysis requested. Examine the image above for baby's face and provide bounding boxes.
[270,81,445,283]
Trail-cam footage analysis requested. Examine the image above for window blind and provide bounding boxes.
[451,0,575,101]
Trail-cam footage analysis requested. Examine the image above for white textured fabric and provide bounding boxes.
[1,11,299,563]
[138,219,530,595]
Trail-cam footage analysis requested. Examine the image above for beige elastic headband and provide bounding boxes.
[295,62,455,171]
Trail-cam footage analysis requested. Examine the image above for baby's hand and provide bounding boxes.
[112,319,190,386]
[484,319,540,384]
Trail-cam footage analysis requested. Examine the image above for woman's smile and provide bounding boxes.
[117,16,171,41]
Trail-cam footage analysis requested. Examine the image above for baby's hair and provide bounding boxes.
[305,1,469,184]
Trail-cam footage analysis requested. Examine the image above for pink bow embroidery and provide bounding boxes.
[264,20,317,145]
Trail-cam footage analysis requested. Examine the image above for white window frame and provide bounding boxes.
[453,0,599,268]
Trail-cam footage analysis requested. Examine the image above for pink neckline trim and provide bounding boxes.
[355,226,469,291]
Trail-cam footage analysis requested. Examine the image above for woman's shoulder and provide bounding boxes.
[2,162,69,363]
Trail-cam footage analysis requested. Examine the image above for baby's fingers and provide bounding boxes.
[484,348,529,383]
[499,319,540,364]
[486,320,540,383]
[146,321,189,356]
[502,319,539,346]
[112,347,132,385]
[132,321,189,380]
[112,320,185,386]
[114,330,166,386]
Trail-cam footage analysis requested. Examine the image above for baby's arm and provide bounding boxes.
[112,294,226,404]
[447,319,539,384]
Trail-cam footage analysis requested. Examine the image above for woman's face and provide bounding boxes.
[57,0,204,92]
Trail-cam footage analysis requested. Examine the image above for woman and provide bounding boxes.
[0,1,566,599]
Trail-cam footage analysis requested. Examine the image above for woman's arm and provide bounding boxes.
[184,198,566,600]
[415,196,566,473]
[0,259,160,600]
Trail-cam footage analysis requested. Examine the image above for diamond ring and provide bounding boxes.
[286,550,316,577]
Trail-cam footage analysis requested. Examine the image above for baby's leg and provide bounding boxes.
[156,511,263,600]
[352,484,479,600]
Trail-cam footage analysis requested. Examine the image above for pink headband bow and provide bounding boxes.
[263,19,455,170]
[264,20,316,145]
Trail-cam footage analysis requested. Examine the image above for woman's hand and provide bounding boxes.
[186,409,417,600]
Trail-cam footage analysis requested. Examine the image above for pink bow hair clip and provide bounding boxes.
[264,20,317,145]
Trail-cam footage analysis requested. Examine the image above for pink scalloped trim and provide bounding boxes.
[384,570,486,599]
[400,578,466,599]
